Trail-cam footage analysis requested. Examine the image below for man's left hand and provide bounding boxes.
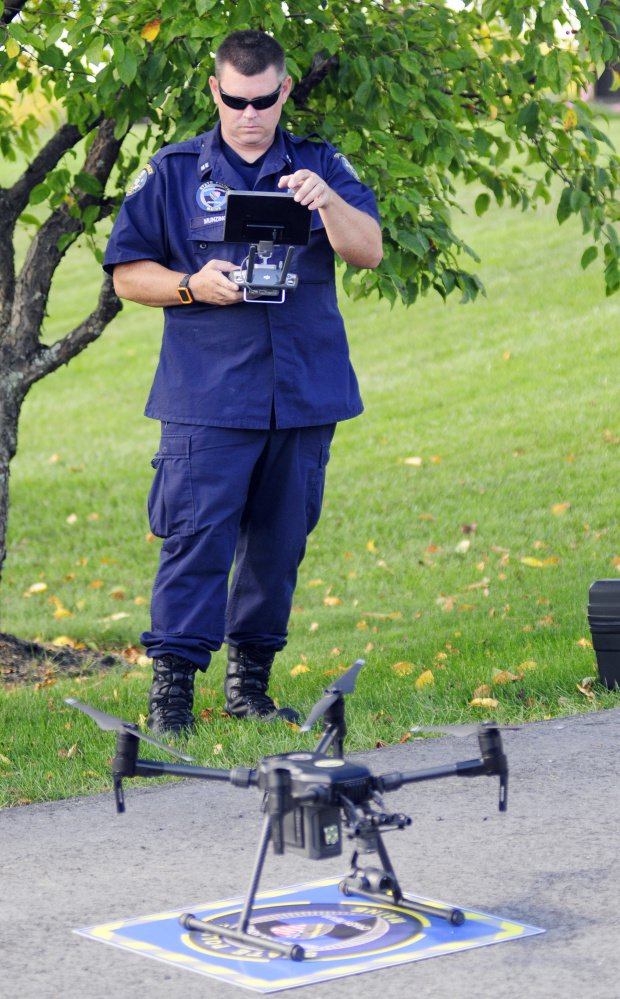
[278,171,331,211]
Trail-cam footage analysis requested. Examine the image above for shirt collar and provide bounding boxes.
[197,123,293,182]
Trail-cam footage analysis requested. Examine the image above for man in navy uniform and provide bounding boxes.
[104,30,382,734]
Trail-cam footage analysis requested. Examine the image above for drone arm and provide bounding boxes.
[132,759,257,785]
[377,752,508,812]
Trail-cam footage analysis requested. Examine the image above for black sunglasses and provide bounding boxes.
[218,83,282,111]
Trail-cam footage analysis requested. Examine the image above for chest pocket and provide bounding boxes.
[189,214,226,247]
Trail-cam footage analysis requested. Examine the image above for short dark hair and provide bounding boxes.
[214,30,286,81]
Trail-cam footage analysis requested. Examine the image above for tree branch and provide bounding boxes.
[5,118,122,363]
[291,54,339,108]
[23,274,122,388]
[4,122,86,222]
[0,0,28,27]
[0,123,87,326]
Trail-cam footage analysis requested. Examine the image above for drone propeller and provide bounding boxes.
[64,697,194,762]
[300,659,365,732]
[411,720,520,738]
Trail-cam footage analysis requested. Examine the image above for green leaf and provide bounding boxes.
[557,187,573,225]
[475,193,491,217]
[119,48,138,86]
[581,245,598,270]
[74,173,103,197]
[29,184,50,206]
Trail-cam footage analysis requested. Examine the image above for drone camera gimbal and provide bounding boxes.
[66,658,511,961]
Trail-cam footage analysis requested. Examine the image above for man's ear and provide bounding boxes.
[208,76,219,104]
[281,75,293,104]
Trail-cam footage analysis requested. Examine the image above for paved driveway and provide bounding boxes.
[2,708,619,998]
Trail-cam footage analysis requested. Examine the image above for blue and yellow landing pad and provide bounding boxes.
[75,877,544,992]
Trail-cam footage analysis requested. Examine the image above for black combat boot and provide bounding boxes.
[225,645,300,723]
[147,654,197,734]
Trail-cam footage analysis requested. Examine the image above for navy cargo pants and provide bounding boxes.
[140,422,335,669]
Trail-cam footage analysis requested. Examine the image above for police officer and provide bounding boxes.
[104,30,382,734]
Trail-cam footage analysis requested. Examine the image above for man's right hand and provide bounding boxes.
[191,259,244,306]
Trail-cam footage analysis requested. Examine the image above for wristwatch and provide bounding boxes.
[177,273,194,304]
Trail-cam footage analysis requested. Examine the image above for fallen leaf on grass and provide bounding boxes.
[307,579,323,587]
[323,596,342,607]
[392,661,414,677]
[469,696,499,708]
[473,684,493,698]
[290,664,311,677]
[51,636,78,648]
[551,502,571,516]
[53,607,73,620]
[415,670,434,689]
[492,669,523,684]
[399,732,413,744]
[24,582,48,596]
[436,595,455,612]
[576,678,596,702]
[213,743,223,755]
[518,659,537,671]
[577,638,593,649]
[100,612,130,622]
[403,456,423,466]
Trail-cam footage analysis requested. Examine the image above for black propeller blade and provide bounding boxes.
[300,658,365,732]
[64,697,194,761]
[411,720,520,738]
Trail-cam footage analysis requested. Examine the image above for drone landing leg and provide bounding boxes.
[340,831,465,926]
[179,814,305,961]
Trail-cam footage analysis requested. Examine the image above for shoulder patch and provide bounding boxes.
[125,162,154,198]
[333,152,360,181]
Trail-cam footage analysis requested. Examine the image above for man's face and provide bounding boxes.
[209,64,291,158]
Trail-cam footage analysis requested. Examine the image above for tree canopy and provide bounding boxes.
[1,0,619,309]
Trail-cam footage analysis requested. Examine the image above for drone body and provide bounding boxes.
[65,659,511,961]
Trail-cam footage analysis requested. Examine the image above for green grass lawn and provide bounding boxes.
[1,118,620,806]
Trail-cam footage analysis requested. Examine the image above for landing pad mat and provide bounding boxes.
[75,877,544,992]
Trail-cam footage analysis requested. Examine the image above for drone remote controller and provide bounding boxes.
[232,241,298,303]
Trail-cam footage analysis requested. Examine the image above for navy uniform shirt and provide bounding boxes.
[103,124,380,430]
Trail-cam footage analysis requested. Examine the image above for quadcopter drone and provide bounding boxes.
[66,659,511,963]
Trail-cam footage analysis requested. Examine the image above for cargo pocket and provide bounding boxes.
[305,442,331,536]
[147,435,196,538]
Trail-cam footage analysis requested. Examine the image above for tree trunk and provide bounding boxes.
[0,372,26,585]
[0,118,124,592]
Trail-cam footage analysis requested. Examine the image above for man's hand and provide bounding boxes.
[278,171,331,211]
[278,169,382,269]
[191,259,243,306]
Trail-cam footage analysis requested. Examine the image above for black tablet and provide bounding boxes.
[223,190,311,246]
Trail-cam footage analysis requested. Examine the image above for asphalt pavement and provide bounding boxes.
[2,707,619,999]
